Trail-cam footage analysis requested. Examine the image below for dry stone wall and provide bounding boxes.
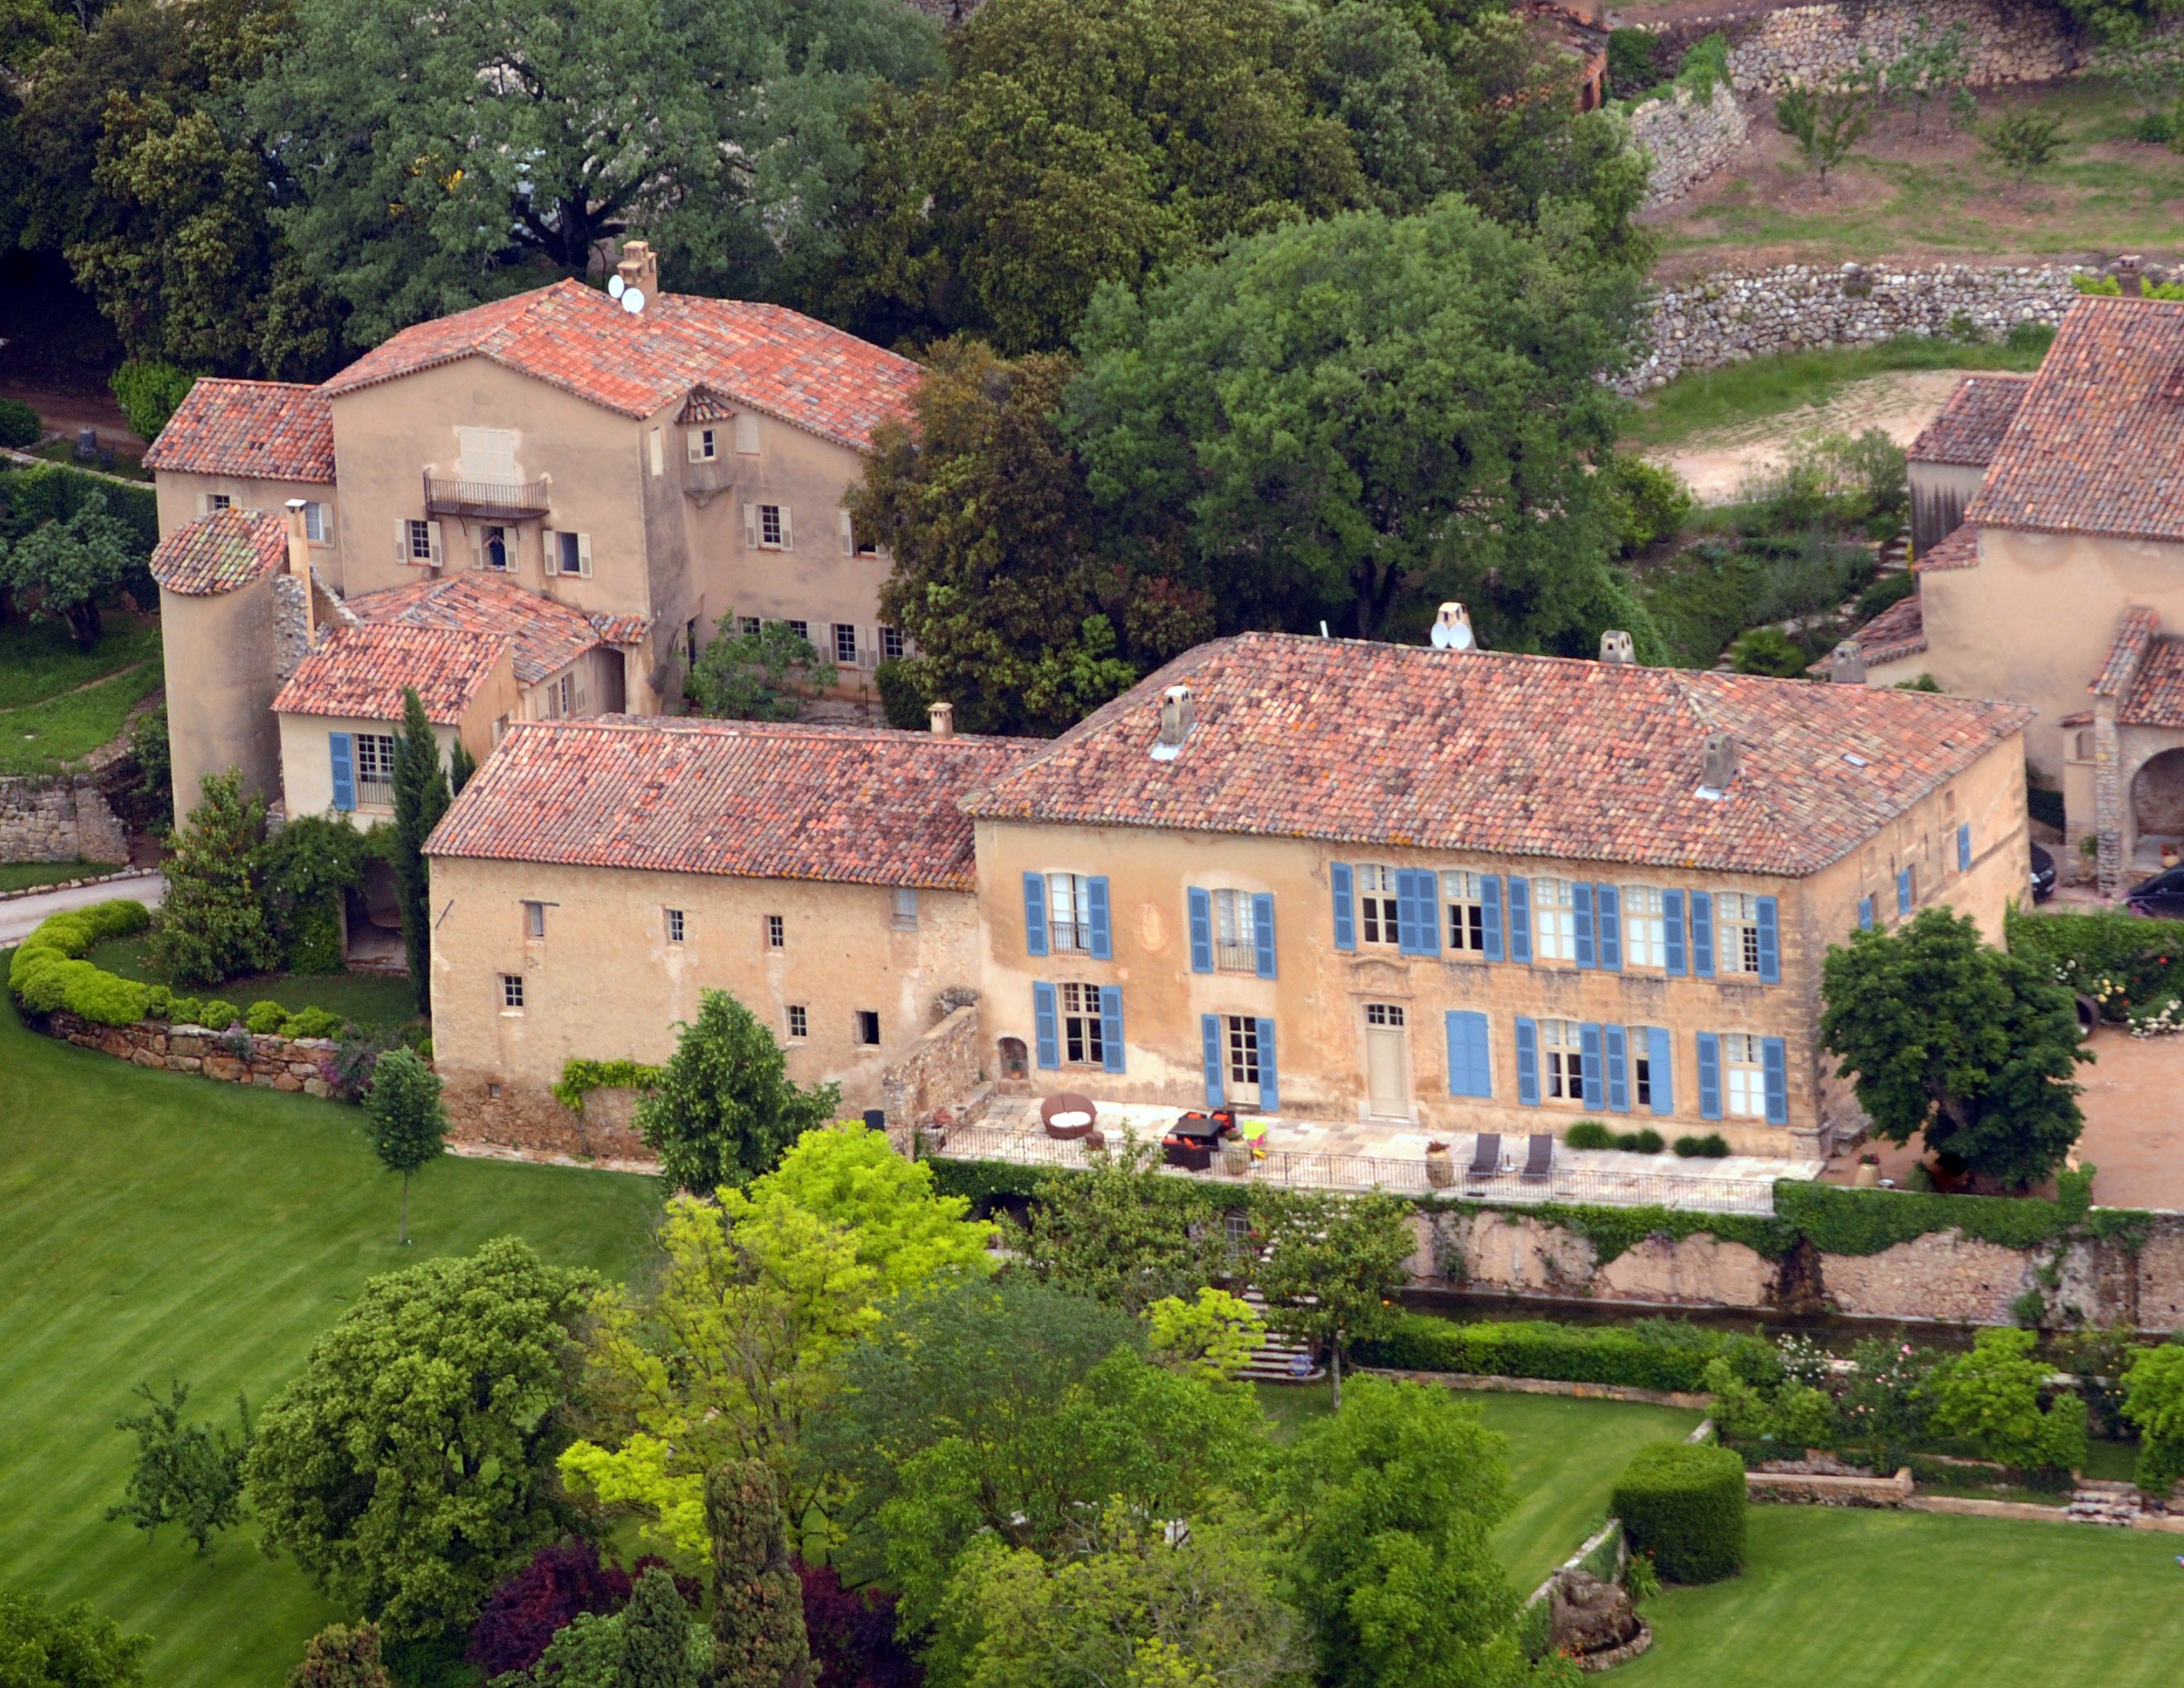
[0,774,127,865]
[1631,81,1749,208]
[48,1010,337,1095]
[1648,0,2079,94]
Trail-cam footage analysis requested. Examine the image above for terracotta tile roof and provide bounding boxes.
[1907,373,2032,466]
[2093,607,2161,700]
[1915,522,1980,571]
[426,717,1034,890]
[1809,592,1924,674]
[2121,637,2184,727]
[347,575,601,686]
[321,280,921,452]
[147,507,289,597]
[960,634,2032,877]
[273,625,506,726]
[588,612,655,646]
[141,379,334,482]
[1966,296,2184,540]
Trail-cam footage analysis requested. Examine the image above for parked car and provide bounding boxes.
[2030,842,2056,903]
[2126,864,2184,918]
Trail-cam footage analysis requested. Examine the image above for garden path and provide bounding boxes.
[0,870,161,944]
[1650,368,1970,503]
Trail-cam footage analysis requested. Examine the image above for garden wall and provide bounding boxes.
[0,774,127,865]
[438,1074,651,1166]
[1631,81,1749,208]
[878,1002,984,1153]
[1622,261,2081,391]
[1645,0,2079,94]
[46,1009,336,1095]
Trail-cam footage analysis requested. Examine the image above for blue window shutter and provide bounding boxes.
[1507,877,1532,964]
[1648,1026,1674,1115]
[1481,875,1504,961]
[1252,893,1277,978]
[1086,876,1113,959]
[1515,1017,1540,1106]
[1897,867,1913,917]
[1410,872,1440,957]
[1697,1032,1722,1121]
[1099,985,1125,1074]
[1580,1022,1605,1110]
[328,731,355,813]
[1663,889,1686,976]
[1446,1010,1491,1099]
[1396,870,1421,955]
[1033,983,1060,1069]
[1604,1024,1630,1113]
[1331,863,1356,952]
[1763,1036,1789,1125]
[1858,896,1874,932]
[1597,884,1622,971]
[1201,1014,1224,1107]
[1691,891,1715,979]
[1957,822,1972,872]
[1188,888,1214,974]
[1756,895,1780,985]
[1257,1018,1279,1112]
[1573,882,1596,969]
[1023,874,1049,957]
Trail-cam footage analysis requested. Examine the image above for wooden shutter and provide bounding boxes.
[1858,896,1874,931]
[1200,1015,1224,1107]
[838,510,855,555]
[1756,895,1780,984]
[1480,875,1503,961]
[1957,822,1972,872]
[1099,986,1124,1075]
[1514,1017,1540,1106]
[1604,1024,1630,1113]
[1690,891,1715,979]
[1646,1026,1674,1115]
[1663,889,1687,975]
[575,534,592,578]
[1256,1018,1279,1111]
[1507,877,1532,964]
[1330,863,1355,952]
[1596,884,1621,971]
[542,528,559,575]
[469,529,484,570]
[395,518,409,563]
[686,429,706,463]
[1580,1022,1605,1110]
[1696,1032,1722,1120]
[1573,882,1596,968]
[1399,870,1439,957]
[743,503,759,549]
[328,731,355,813]
[1022,873,1048,957]
[1085,876,1112,959]
[1896,867,1913,916]
[1033,983,1060,1070]
[1187,888,1213,973]
[1252,892,1276,979]
[1446,1011,1491,1100]
[425,520,444,564]
[778,506,793,551]
[1763,1037,1789,1125]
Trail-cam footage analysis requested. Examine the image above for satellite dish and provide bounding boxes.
[607,274,626,300]
[1430,619,1474,651]
[621,287,645,315]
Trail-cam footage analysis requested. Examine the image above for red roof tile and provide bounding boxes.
[141,379,334,482]
[273,625,506,726]
[588,612,655,646]
[1907,374,2031,467]
[321,281,921,452]
[1809,592,1924,674]
[961,634,2031,877]
[2092,607,2160,700]
[1915,522,1980,571]
[426,717,1034,890]
[147,507,290,597]
[2121,636,2184,727]
[1966,296,2184,541]
[347,575,601,686]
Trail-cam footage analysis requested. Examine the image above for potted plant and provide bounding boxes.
[1425,1141,1454,1188]
[1853,1153,1882,1188]
[1222,1134,1251,1176]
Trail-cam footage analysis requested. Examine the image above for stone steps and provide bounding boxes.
[1238,1288,1324,1383]
[2065,1482,2143,1527]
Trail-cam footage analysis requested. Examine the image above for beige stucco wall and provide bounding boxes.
[427,855,979,1112]
[153,471,336,565]
[276,654,516,821]
[160,577,284,816]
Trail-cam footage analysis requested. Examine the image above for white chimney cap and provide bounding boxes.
[1152,683,1195,760]
[1430,602,1475,651]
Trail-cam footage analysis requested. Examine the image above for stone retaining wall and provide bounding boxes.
[879,1002,984,1153]
[1646,0,2079,94]
[1631,81,1749,208]
[1365,1366,1712,1409]
[440,1073,651,1164]
[48,1010,336,1096]
[0,774,127,866]
[1746,1465,1915,1506]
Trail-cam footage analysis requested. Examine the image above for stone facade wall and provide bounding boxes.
[1631,82,1749,209]
[879,1002,984,1149]
[440,1073,651,1165]
[1623,261,2081,391]
[0,774,127,865]
[1648,0,2079,94]
[48,1011,336,1095]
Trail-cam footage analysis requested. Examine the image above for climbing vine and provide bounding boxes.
[551,1057,664,1115]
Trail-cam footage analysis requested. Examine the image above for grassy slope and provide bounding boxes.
[0,617,163,776]
[1621,1506,2184,1687]
[0,985,659,1688]
[0,860,126,892]
[84,934,422,1031]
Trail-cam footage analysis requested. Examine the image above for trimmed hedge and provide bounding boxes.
[7,899,156,1025]
[1355,1312,1774,1393]
[1771,1173,2113,1257]
[1612,1441,1747,1584]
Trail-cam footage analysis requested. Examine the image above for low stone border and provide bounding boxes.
[48,1010,337,1096]
[1363,1367,1712,1410]
[1746,1465,1914,1507]
[0,866,141,903]
[1904,1494,2184,1533]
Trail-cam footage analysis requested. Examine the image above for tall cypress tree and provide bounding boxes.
[619,1567,700,1688]
[708,1462,811,1688]
[390,687,452,1017]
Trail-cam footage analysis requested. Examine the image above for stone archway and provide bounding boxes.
[2131,747,2184,863]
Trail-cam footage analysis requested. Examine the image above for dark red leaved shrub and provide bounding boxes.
[797,1561,919,1688]
[466,1540,634,1678]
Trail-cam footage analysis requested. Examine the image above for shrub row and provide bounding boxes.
[1771,1173,2100,1258]
[8,899,156,1025]
[1613,1442,1746,1584]
[1354,1312,1775,1394]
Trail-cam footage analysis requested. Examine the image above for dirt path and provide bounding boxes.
[1648,368,1976,503]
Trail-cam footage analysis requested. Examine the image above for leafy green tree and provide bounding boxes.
[2120,1341,2184,1497]
[706,1462,812,1688]
[1310,2,1467,216]
[857,339,1211,737]
[1252,1192,1415,1408]
[1923,1327,2088,1474]
[1023,1132,1228,1315]
[618,1568,701,1688]
[0,488,134,646]
[286,1622,390,1688]
[1070,196,1651,650]
[686,614,837,722]
[1145,1287,1267,1384]
[390,687,449,1018]
[108,359,196,440]
[448,738,476,798]
[634,989,841,1195]
[149,769,281,985]
[362,1047,447,1244]
[106,1375,251,1555]
[1888,17,1970,135]
[1838,1336,1939,1473]
[491,1614,623,1688]
[1272,1377,1531,1688]
[246,1238,599,1638]
[0,1592,151,1688]
[1984,112,2062,180]
[1774,84,1873,191]
[260,812,374,974]
[1821,908,2090,1189]
[247,0,939,344]
[127,704,172,835]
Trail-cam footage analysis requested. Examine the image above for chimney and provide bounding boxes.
[928,701,955,738]
[2118,254,2144,298]
[1698,732,1739,799]
[1828,639,1867,685]
[615,239,659,304]
[1151,683,1195,761]
[1599,629,1635,665]
[284,498,316,642]
[1430,602,1476,651]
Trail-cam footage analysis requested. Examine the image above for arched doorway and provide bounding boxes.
[2131,746,2184,864]
[997,1038,1028,1086]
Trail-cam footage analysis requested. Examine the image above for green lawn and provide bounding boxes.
[1256,1382,1703,1589]
[0,618,161,712]
[1621,1505,2184,1687]
[85,933,422,1031]
[0,664,162,775]
[0,858,126,893]
[0,981,659,1688]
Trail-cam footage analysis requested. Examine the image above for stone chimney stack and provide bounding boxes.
[1828,639,1868,685]
[928,701,955,738]
[1151,684,1195,761]
[1699,732,1739,798]
[1599,629,1635,665]
[2118,254,2144,298]
[283,498,315,642]
[1431,602,1476,651]
[615,239,660,301]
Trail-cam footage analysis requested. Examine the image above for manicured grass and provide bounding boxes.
[0,618,160,712]
[1620,1505,2184,1687]
[85,933,422,1031]
[0,858,125,893]
[0,981,659,1688]
[1255,1383,1703,1588]
[0,662,162,775]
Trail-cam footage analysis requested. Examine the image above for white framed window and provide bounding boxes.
[500,974,525,1010]
[206,492,232,512]
[1357,864,1400,947]
[1058,982,1107,1066]
[353,731,397,806]
[855,1009,881,1046]
[788,619,809,642]
[787,1005,807,1040]
[1722,1032,1766,1118]
[1540,1018,1585,1103]
[1365,1002,1405,1027]
[739,616,763,638]
[1534,878,1578,962]
[759,504,784,548]
[767,914,784,948]
[522,900,545,940]
[548,530,591,578]
[1225,1014,1262,1091]
[833,623,858,664]
[557,674,575,717]
[1621,885,1667,969]
[891,887,919,930]
[665,908,685,944]
[854,523,879,557]
[481,525,510,571]
[1442,870,1487,954]
[881,625,905,662]
[406,518,434,562]
[690,427,717,462]
[302,501,328,543]
[1048,874,1098,954]
[1718,892,1764,976]
[1211,888,1258,971]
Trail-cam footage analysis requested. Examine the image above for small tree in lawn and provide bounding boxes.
[390,687,452,1017]
[108,1377,252,1556]
[1985,113,2062,180]
[635,988,841,1194]
[150,769,282,987]
[1822,907,2090,1189]
[363,1047,448,1244]
[288,1622,391,1688]
[620,1566,702,1688]
[1775,83,1873,191]
[707,1461,812,1688]
[1252,1192,1415,1408]
[0,490,136,647]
